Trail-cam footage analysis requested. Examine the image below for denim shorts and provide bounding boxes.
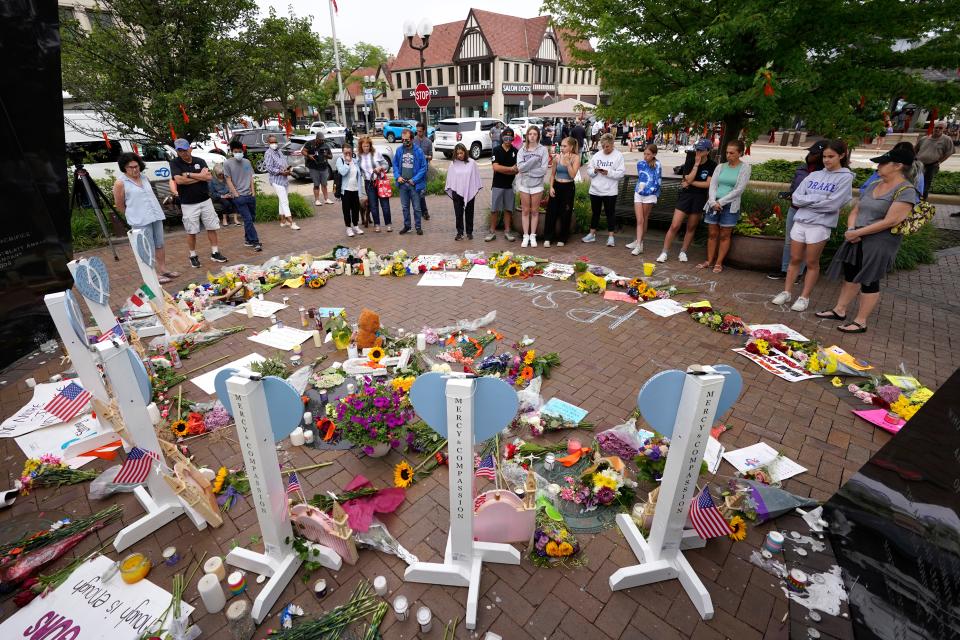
[703,204,739,227]
[133,219,165,249]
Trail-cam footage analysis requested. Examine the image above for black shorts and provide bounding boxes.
[675,190,707,214]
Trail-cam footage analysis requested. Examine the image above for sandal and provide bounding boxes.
[162,271,181,278]
[696,261,712,270]
[815,309,846,321]
[158,276,172,284]
[712,264,723,273]
[837,321,867,334]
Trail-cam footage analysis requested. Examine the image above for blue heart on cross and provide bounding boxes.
[73,257,111,305]
[214,368,303,442]
[133,229,155,268]
[409,372,518,442]
[125,348,153,405]
[63,290,88,344]
[636,365,743,437]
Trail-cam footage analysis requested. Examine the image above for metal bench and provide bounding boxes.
[613,175,683,229]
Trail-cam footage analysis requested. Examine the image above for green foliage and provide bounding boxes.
[750,160,959,194]
[61,0,263,142]
[384,170,448,197]
[543,0,960,150]
[255,193,313,221]
[250,353,290,379]
[734,189,788,237]
[71,209,110,251]
[931,170,960,195]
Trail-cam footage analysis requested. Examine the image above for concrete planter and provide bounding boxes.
[726,234,784,271]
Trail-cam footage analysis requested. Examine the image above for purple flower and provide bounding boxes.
[373,396,390,409]
[390,438,400,448]
[876,384,902,404]
[649,448,661,461]
[362,445,374,455]
[596,487,616,505]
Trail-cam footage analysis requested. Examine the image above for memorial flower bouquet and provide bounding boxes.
[18,455,97,495]
[560,457,636,511]
[490,251,543,278]
[529,506,582,568]
[335,378,415,455]
[686,303,747,335]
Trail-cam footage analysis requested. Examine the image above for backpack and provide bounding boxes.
[890,184,934,235]
[332,165,343,200]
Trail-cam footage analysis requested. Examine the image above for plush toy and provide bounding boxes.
[355,308,382,350]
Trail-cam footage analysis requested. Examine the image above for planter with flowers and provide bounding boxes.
[332,377,415,457]
[727,190,787,271]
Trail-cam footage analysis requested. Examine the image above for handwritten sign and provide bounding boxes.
[15,413,108,468]
[732,347,820,383]
[417,271,467,287]
[0,381,84,438]
[603,290,637,304]
[723,442,807,482]
[747,323,810,342]
[0,555,191,639]
[541,398,588,424]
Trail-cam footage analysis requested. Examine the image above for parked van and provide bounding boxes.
[433,117,507,160]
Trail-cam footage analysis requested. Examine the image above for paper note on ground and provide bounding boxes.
[603,290,636,303]
[723,442,807,482]
[0,381,91,438]
[0,555,192,640]
[748,323,809,342]
[824,345,872,371]
[311,260,338,271]
[283,277,304,288]
[466,264,497,280]
[15,413,111,468]
[417,271,467,287]
[541,398,589,424]
[191,352,265,394]
[885,374,921,391]
[640,298,687,317]
[853,408,904,435]
[234,298,288,318]
[540,262,575,280]
[248,326,314,351]
[703,436,724,475]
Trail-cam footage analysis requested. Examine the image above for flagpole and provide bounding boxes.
[329,0,348,129]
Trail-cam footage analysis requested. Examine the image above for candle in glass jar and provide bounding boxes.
[393,595,408,621]
[312,330,322,347]
[567,438,582,454]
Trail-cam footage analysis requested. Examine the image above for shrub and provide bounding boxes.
[71,208,110,251]
[734,189,788,237]
[749,159,959,195]
[384,169,448,197]
[254,193,312,221]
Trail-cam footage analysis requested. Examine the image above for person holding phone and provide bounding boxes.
[656,139,716,263]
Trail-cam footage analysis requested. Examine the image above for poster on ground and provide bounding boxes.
[732,347,820,383]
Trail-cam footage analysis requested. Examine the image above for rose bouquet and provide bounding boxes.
[335,378,415,455]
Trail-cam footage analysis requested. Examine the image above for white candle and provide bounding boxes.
[393,595,408,621]
[25,378,36,389]
[416,333,426,351]
[544,453,555,471]
[203,556,226,581]
[246,301,254,318]
[373,575,388,596]
[198,573,226,613]
[290,427,305,447]
[417,606,433,632]
[303,430,314,444]
[362,257,371,277]
[146,402,162,426]
[312,330,322,347]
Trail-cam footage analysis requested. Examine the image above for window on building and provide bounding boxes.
[567,68,572,84]
[514,63,520,82]
[460,65,468,84]
[426,69,432,85]
[587,70,593,85]
[415,70,421,84]
[575,69,581,84]
[86,9,113,29]
[395,73,401,88]
[503,62,510,81]
[437,68,443,85]
[481,63,491,81]
[405,72,411,88]
[471,63,480,83]
[524,65,529,82]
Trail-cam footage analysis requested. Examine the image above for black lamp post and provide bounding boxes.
[403,19,433,128]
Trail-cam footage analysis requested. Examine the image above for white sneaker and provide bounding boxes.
[582,232,596,243]
[791,297,809,312]
[678,251,688,262]
[557,241,564,247]
[346,227,355,237]
[771,291,792,305]
[521,234,530,248]
[325,198,334,204]
[626,240,637,250]
[314,199,322,206]
[631,246,642,256]
[290,222,301,230]
[656,252,668,263]
[606,236,615,247]
[543,240,551,248]
[353,226,364,235]
[529,234,537,247]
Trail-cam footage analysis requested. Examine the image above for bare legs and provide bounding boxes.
[155,247,166,274]
[715,227,733,270]
[661,209,700,256]
[519,192,541,238]
[798,241,826,299]
[634,202,653,245]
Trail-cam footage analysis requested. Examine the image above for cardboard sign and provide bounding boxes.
[733,347,820,383]
[0,555,192,640]
[747,323,809,342]
[417,271,467,287]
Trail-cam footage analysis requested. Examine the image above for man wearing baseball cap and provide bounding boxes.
[657,138,716,263]
[170,139,227,268]
[914,120,954,200]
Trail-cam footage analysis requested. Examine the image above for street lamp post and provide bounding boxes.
[363,74,375,135]
[403,19,433,128]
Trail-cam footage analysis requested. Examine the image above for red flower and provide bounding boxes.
[504,443,517,459]
[772,204,782,217]
[418,265,427,274]
[434,452,448,465]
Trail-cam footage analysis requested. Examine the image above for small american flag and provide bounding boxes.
[689,487,732,539]
[287,472,301,495]
[114,447,160,484]
[96,322,126,343]
[475,454,496,480]
[43,382,91,422]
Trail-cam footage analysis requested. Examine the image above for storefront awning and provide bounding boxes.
[529,98,596,117]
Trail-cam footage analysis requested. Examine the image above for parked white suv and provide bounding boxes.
[308,121,347,137]
[508,117,544,137]
[434,118,507,160]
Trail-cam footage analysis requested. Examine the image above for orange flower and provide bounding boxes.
[520,366,534,381]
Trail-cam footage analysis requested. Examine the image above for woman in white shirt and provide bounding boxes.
[582,133,625,247]
[336,144,364,237]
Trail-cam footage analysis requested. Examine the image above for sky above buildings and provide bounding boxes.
[255,0,548,53]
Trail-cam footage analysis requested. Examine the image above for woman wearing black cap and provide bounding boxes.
[816,146,918,333]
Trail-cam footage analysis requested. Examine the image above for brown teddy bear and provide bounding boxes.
[355,308,382,350]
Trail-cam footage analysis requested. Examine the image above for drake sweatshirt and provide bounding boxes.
[792,167,854,229]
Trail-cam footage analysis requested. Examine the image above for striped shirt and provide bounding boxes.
[263,148,289,187]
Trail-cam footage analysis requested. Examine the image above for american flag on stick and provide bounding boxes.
[287,472,302,495]
[689,487,733,539]
[475,454,496,480]
[43,382,91,422]
[96,322,126,343]
[114,447,160,484]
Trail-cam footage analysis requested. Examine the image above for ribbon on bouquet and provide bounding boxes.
[557,447,592,467]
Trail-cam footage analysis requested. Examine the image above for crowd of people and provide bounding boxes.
[111,116,950,334]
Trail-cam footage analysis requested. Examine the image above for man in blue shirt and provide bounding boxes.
[392,129,427,235]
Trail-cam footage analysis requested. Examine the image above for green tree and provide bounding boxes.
[345,43,389,70]
[61,0,262,142]
[543,0,960,149]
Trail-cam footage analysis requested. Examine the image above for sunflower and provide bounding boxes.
[727,516,747,542]
[212,467,228,493]
[368,346,385,363]
[170,419,189,438]
[505,263,520,277]
[308,277,323,288]
[394,461,415,488]
[524,350,536,365]
[520,366,534,381]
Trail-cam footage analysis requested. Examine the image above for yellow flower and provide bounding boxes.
[391,376,415,393]
[728,516,747,542]
[394,461,415,488]
[212,467,228,493]
[524,350,536,365]
[755,339,769,356]
[593,474,618,491]
[831,376,843,388]
[171,419,189,438]
[505,263,520,277]
[890,396,919,421]
[368,346,385,363]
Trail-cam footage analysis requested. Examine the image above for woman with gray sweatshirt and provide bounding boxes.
[516,126,551,248]
[771,139,854,311]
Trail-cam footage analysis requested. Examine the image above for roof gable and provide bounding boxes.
[391,20,464,70]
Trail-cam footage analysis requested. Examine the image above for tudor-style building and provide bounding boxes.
[377,9,603,125]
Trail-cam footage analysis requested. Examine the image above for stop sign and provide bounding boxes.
[414,83,431,110]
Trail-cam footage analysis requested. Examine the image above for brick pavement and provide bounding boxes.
[1,188,958,639]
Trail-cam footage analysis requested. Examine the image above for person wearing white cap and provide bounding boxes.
[169,138,228,268]
[914,120,954,200]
